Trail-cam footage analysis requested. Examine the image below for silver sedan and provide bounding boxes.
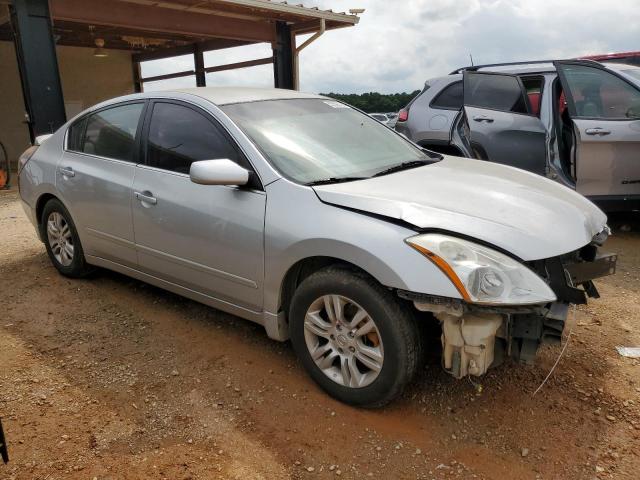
[19,87,615,406]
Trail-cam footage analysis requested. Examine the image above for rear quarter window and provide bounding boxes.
[66,118,86,152]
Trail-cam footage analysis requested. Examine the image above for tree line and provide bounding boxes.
[320,91,422,113]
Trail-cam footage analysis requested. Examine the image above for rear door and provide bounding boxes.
[57,101,145,267]
[458,71,547,174]
[554,60,640,198]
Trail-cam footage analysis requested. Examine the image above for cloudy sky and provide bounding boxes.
[141,0,640,94]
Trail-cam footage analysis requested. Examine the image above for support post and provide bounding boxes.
[132,57,142,92]
[273,21,294,90]
[10,0,66,141]
[194,43,206,87]
[293,19,324,91]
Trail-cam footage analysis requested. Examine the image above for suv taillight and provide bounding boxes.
[397,109,409,122]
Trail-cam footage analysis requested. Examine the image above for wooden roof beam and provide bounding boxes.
[50,0,276,43]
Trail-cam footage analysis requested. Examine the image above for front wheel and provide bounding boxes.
[289,266,422,407]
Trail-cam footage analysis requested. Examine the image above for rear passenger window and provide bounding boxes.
[82,103,144,161]
[146,102,240,174]
[431,81,463,110]
[464,73,528,114]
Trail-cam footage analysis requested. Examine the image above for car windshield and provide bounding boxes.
[221,98,434,184]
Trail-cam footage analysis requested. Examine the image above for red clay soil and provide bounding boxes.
[1,188,639,479]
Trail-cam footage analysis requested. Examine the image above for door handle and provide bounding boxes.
[472,115,494,123]
[585,127,611,136]
[58,166,75,177]
[134,191,157,205]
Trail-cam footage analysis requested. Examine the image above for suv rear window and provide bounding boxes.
[464,73,528,114]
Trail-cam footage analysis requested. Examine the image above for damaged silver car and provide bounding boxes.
[19,87,616,406]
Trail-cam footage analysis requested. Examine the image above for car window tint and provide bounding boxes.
[146,102,239,174]
[559,64,640,119]
[67,118,86,151]
[432,81,463,109]
[464,73,528,114]
[82,103,144,161]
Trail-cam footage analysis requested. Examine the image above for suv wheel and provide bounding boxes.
[41,198,93,278]
[289,266,422,407]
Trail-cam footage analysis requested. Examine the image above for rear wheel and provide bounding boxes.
[289,266,421,407]
[41,198,93,278]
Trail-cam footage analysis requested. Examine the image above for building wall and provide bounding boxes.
[0,40,30,171]
[0,42,134,170]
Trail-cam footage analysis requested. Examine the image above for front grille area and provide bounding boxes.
[527,244,616,305]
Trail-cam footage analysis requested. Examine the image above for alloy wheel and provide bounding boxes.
[303,294,384,388]
[46,211,74,266]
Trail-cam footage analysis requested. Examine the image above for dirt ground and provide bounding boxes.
[1,187,639,480]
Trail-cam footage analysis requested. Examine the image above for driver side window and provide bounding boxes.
[146,102,241,174]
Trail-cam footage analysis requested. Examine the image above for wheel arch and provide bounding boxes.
[278,256,372,318]
[35,192,62,241]
[270,237,415,318]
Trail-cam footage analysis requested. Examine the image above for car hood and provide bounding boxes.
[312,156,607,261]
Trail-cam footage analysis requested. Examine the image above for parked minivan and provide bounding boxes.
[19,87,616,406]
[396,60,640,212]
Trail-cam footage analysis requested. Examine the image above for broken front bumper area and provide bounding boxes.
[400,245,617,379]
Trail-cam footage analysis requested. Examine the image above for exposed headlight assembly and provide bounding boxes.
[406,234,557,305]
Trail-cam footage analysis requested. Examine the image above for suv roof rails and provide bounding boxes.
[450,60,557,75]
[449,58,604,75]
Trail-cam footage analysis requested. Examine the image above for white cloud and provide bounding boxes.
[142,0,640,94]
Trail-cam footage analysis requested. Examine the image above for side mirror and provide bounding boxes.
[189,159,249,186]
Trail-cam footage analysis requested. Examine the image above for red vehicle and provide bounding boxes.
[580,51,640,67]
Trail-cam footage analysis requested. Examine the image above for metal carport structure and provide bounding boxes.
[0,0,359,148]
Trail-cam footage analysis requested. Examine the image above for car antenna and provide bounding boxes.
[469,53,474,66]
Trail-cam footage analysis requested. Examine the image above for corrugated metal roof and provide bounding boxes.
[229,0,359,22]
[119,0,360,26]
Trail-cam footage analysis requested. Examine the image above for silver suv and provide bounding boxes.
[395,60,640,212]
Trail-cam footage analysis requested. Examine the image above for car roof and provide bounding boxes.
[601,62,640,72]
[172,86,325,105]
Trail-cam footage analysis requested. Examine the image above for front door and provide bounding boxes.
[56,101,145,267]
[132,100,265,311]
[554,60,640,198]
[458,71,548,175]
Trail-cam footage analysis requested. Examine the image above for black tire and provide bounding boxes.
[289,265,422,407]
[40,198,93,278]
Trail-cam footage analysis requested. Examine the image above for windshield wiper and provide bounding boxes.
[372,159,433,178]
[305,176,367,186]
